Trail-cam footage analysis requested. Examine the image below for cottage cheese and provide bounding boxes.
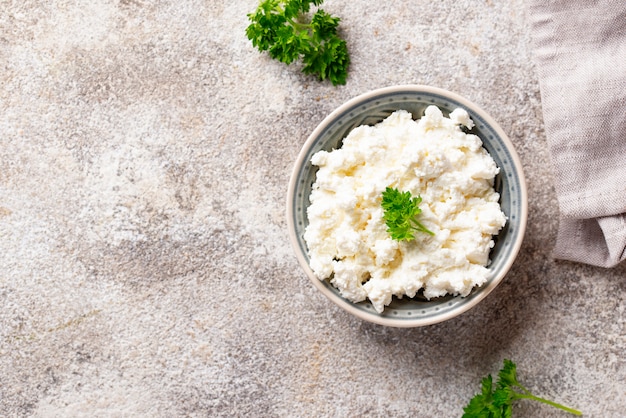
[304,106,507,313]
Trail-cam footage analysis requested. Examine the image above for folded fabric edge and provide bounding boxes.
[554,215,626,268]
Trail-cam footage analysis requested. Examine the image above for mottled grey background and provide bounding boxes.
[1,1,624,417]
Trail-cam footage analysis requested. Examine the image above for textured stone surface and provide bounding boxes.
[1,1,624,417]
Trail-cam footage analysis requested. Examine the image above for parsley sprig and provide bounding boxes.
[381,187,434,241]
[246,0,350,85]
[463,359,582,417]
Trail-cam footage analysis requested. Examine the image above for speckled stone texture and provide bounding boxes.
[1,1,624,417]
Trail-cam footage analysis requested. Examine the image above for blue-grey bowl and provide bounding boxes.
[287,85,527,327]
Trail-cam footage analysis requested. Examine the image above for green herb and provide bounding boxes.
[463,359,583,417]
[381,187,434,241]
[245,0,350,86]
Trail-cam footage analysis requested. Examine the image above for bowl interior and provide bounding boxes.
[288,86,526,326]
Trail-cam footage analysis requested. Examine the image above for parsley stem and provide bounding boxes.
[287,19,308,32]
[516,394,583,416]
[513,383,533,396]
[410,219,434,236]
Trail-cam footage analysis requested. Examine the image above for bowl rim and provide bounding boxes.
[286,84,528,327]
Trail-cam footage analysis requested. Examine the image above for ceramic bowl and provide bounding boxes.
[286,85,527,327]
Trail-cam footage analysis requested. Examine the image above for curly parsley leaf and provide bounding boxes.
[496,359,521,390]
[381,187,434,242]
[462,375,499,418]
[462,359,583,418]
[246,0,350,85]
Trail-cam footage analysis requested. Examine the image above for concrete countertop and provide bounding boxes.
[1,1,624,417]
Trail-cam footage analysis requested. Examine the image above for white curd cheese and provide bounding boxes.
[304,106,507,313]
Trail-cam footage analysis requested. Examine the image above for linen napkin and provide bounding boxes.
[527,0,626,267]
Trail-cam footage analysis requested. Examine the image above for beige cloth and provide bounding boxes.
[528,0,626,267]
